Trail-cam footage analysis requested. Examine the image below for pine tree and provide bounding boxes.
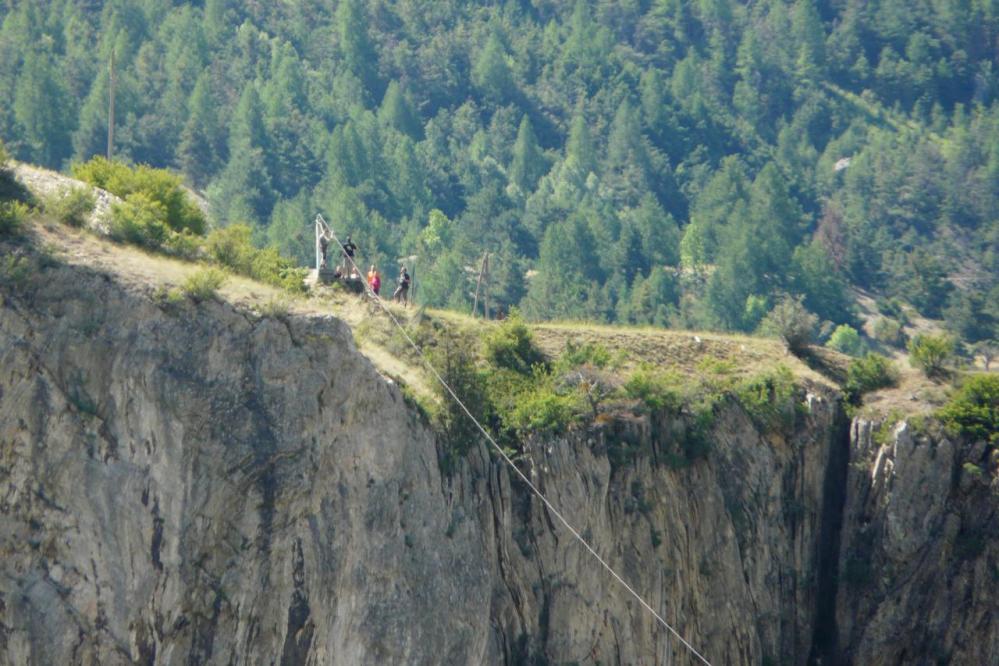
[208,145,274,225]
[472,32,515,103]
[229,84,267,153]
[566,102,596,174]
[792,0,827,78]
[337,0,378,95]
[378,81,421,138]
[263,42,307,119]
[524,215,601,319]
[706,221,761,330]
[629,193,681,267]
[176,72,223,188]
[746,162,801,281]
[509,115,546,193]
[13,49,72,167]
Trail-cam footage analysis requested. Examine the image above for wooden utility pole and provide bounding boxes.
[107,48,116,161]
[482,253,490,320]
[472,252,489,319]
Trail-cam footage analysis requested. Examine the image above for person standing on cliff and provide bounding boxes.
[319,228,333,268]
[367,265,381,296]
[341,235,358,272]
[393,266,411,305]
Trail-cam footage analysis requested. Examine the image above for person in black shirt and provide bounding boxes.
[393,266,411,305]
[340,235,358,270]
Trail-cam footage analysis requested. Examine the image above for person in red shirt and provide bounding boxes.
[367,265,381,296]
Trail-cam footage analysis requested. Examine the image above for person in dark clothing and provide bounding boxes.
[341,236,358,268]
[392,266,411,305]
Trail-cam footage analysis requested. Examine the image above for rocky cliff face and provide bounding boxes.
[1,249,995,665]
[835,420,998,665]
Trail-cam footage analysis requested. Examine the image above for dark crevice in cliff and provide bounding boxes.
[280,538,314,665]
[806,406,851,666]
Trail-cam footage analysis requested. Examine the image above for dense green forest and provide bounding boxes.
[1,0,997,346]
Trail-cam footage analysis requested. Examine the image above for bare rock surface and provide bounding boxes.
[1,242,995,665]
[12,163,118,233]
[836,419,998,664]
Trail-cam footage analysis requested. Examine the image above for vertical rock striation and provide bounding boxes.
[836,419,998,664]
[1,253,995,665]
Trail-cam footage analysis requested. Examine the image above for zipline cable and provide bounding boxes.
[317,214,712,666]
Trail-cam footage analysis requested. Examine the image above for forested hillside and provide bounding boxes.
[1,0,997,344]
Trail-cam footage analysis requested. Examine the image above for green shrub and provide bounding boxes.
[162,229,203,260]
[72,157,205,234]
[181,268,227,302]
[876,297,908,323]
[696,357,737,375]
[0,253,32,290]
[908,333,955,376]
[558,340,612,369]
[109,192,170,248]
[152,285,185,307]
[937,374,999,443]
[205,224,255,269]
[872,317,906,348]
[623,366,682,412]
[0,200,29,237]
[735,365,797,429]
[482,310,544,374]
[429,335,491,470]
[508,382,583,435]
[844,353,898,402]
[827,324,863,356]
[259,296,292,319]
[205,224,306,292]
[483,367,534,424]
[43,187,95,227]
[759,294,818,355]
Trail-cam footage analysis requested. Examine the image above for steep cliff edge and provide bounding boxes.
[835,419,998,664]
[1,234,995,665]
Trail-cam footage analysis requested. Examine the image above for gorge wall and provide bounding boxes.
[1,249,995,665]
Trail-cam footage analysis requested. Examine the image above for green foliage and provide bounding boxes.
[109,193,170,249]
[152,286,185,308]
[827,324,863,356]
[735,366,798,430]
[429,335,490,471]
[204,224,306,292]
[72,158,205,235]
[481,311,545,374]
[506,376,584,436]
[0,201,29,237]
[623,366,682,412]
[0,253,32,290]
[557,340,613,370]
[844,353,899,403]
[43,188,95,228]
[938,374,999,443]
[760,294,819,355]
[908,333,956,376]
[258,297,292,319]
[1,0,996,340]
[181,268,227,302]
[872,317,907,348]
[509,115,546,193]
